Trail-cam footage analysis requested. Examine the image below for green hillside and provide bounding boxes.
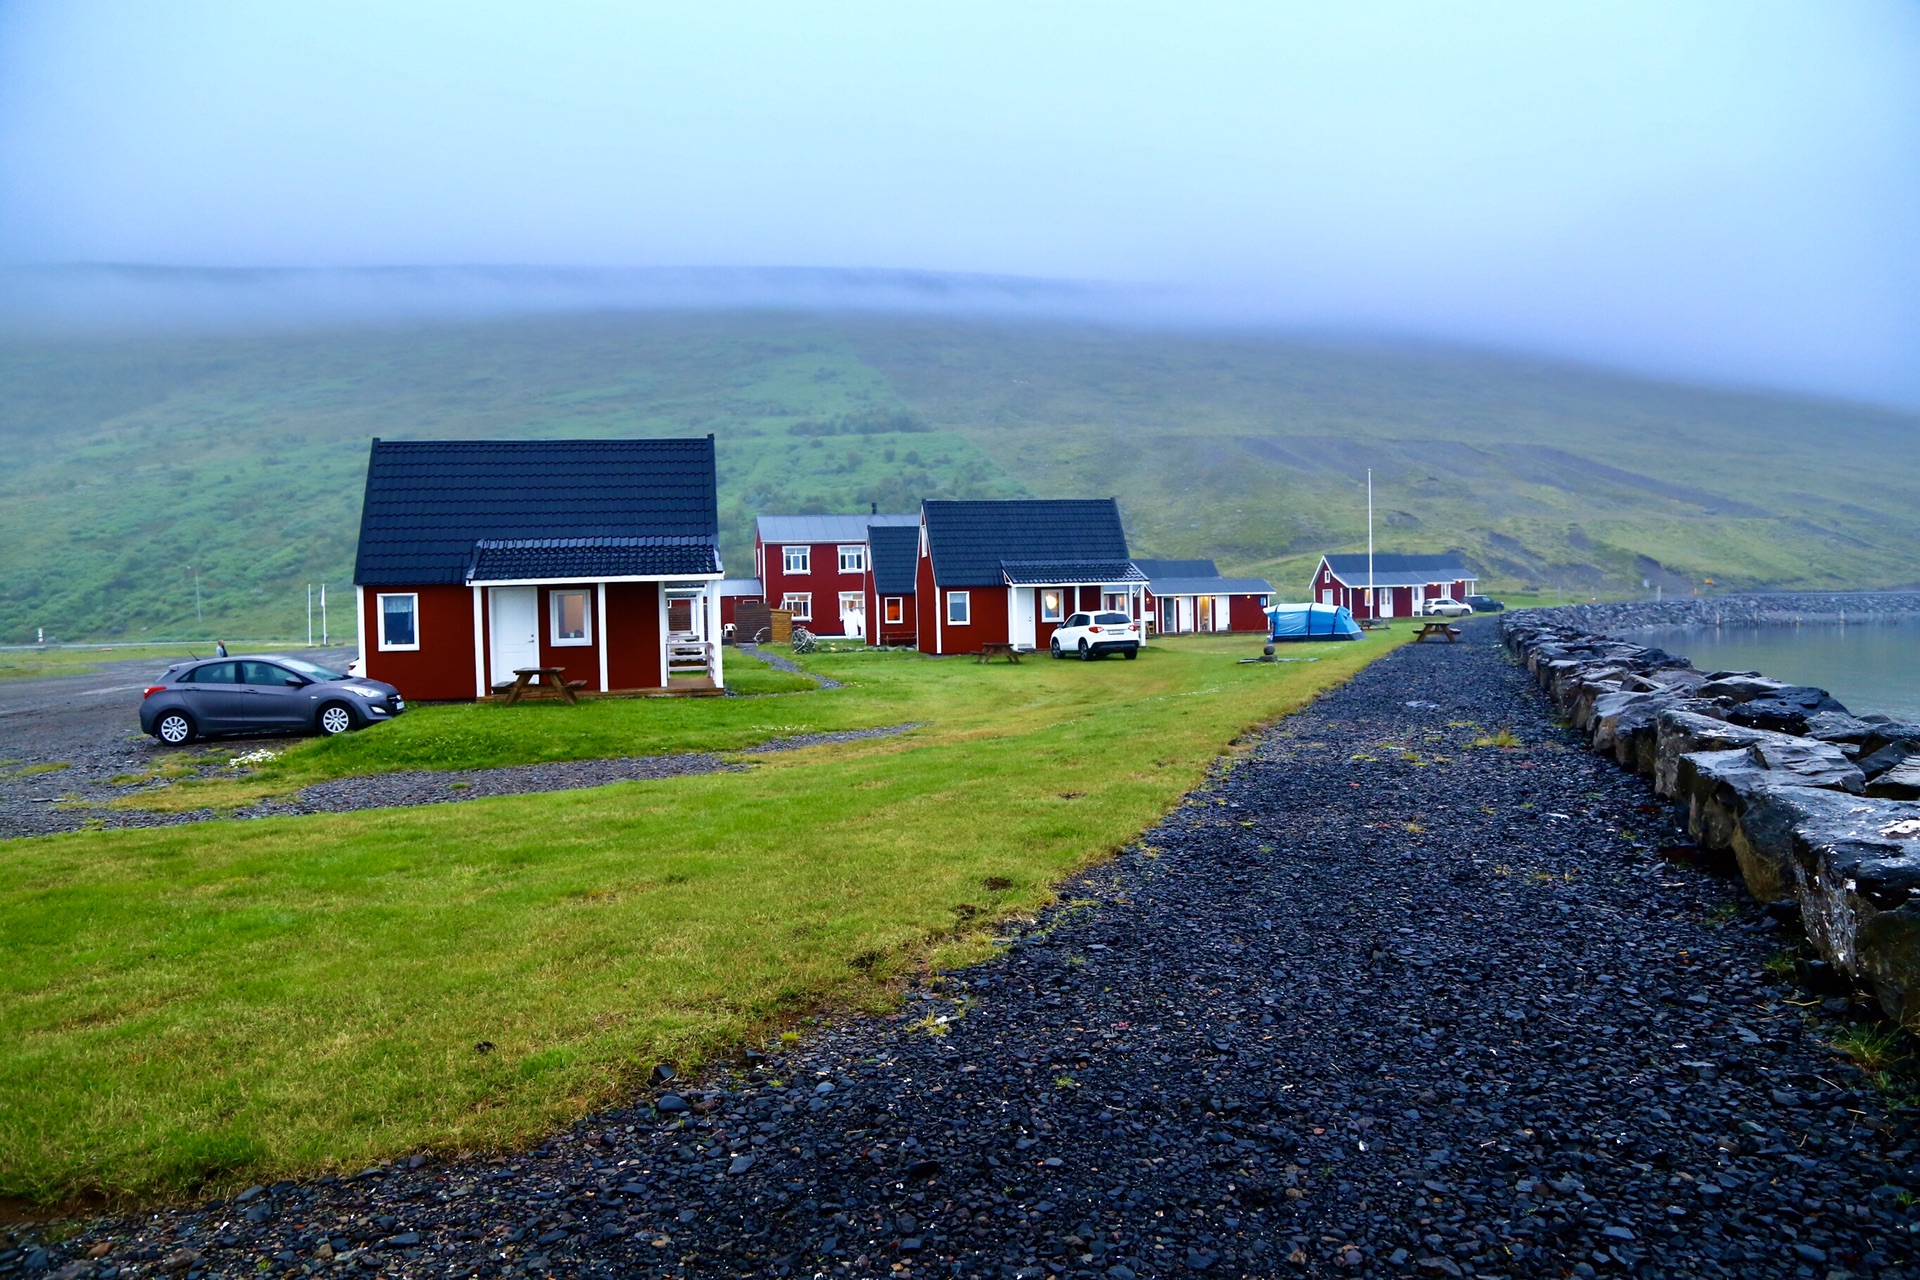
[2,311,1915,642]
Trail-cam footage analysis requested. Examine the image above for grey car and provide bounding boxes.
[139,655,405,744]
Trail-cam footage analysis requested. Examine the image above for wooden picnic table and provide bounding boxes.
[976,642,1022,664]
[505,666,581,704]
[1413,622,1462,643]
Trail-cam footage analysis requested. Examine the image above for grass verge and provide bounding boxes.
[1,632,1403,1204]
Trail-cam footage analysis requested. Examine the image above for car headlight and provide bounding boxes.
[344,685,386,699]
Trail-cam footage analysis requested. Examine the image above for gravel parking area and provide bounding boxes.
[22,626,1917,1278]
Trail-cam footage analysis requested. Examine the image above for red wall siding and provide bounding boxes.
[605,582,663,690]
[1228,594,1270,633]
[935,583,1009,654]
[915,547,939,654]
[361,584,477,701]
[761,539,869,635]
[536,586,602,689]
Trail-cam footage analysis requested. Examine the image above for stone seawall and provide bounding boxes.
[1502,607,1920,1031]
[1538,590,1920,634]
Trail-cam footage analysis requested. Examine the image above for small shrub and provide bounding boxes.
[1470,728,1521,749]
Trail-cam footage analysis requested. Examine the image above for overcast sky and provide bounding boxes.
[1,2,1916,406]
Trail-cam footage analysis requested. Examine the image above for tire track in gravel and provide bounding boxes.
[33,626,1918,1279]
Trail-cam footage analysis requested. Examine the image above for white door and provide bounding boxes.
[1011,588,1037,649]
[1214,597,1231,631]
[489,587,540,685]
[1377,589,1394,619]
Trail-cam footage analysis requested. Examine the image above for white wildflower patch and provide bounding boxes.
[228,748,280,770]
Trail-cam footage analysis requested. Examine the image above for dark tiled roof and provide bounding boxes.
[1000,560,1147,586]
[1321,553,1474,587]
[922,499,1132,587]
[1131,558,1218,578]
[354,437,719,586]
[468,537,721,582]
[869,524,921,596]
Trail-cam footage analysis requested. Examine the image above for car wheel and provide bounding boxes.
[1049,638,1062,659]
[1078,640,1093,661]
[317,702,358,736]
[154,711,195,745]
[1122,647,1137,660]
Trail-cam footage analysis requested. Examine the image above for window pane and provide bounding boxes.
[1095,612,1130,624]
[189,662,238,684]
[1041,590,1063,621]
[241,661,299,686]
[555,591,588,640]
[381,596,416,646]
[947,592,968,624]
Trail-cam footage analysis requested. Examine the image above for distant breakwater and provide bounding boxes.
[1545,591,1920,635]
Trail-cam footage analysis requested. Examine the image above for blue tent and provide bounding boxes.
[1266,602,1363,641]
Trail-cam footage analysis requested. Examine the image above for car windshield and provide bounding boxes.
[277,656,348,681]
[1094,612,1130,624]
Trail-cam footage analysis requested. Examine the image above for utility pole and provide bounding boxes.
[320,584,328,647]
[1366,468,1375,620]
[191,566,203,623]
[307,584,314,647]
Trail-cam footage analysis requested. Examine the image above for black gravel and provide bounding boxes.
[23,626,1918,1278]
[0,725,926,838]
[738,644,844,689]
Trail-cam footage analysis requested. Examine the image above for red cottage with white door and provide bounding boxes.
[916,498,1146,655]
[1309,552,1477,622]
[352,437,727,699]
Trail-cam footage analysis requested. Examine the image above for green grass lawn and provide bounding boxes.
[0,633,1402,1204]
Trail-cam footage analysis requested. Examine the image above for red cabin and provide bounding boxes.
[352,437,727,699]
[1134,559,1274,635]
[916,498,1146,655]
[754,512,919,640]
[1310,553,1477,621]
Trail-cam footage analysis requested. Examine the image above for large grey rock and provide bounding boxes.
[1652,709,1781,798]
[1725,686,1850,735]
[1677,739,1864,853]
[1804,710,1879,746]
[1733,787,1920,1027]
[1866,756,1920,801]
[1697,672,1784,702]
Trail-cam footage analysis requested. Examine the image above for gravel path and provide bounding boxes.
[22,626,1917,1278]
[0,724,926,838]
[737,644,844,689]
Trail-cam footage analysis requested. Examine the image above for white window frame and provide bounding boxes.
[1039,589,1065,622]
[782,592,813,620]
[883,596,905,625]
[837,544,867,573]
[782,545,810,575]
[376,592,420,651]
[839,590,865,616]
[946,591,971,626]
[549,588,593,647]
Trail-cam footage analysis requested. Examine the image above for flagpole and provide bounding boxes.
[1366,468,1375,619]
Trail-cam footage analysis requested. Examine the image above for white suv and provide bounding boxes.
[1422,597,1474,618]
[1049,611,1141,660]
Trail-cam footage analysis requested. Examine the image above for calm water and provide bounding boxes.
[1619,617,1920,721]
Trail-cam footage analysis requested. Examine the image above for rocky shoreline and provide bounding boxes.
[1534,592,1920,635]
[10,625,1913,1279]
[1502,608,1920,1032]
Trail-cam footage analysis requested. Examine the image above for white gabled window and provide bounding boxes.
[837,544,867,573]
[550,589,592,646]
[377,593,419,650]
[884,597,904,625]
[781,592,812,620]
[946,591,970,625]
[782,546,810,575]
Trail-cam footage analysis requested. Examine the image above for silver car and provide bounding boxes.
[139,655,405,744]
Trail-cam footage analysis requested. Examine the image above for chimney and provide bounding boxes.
[871,501,878,515]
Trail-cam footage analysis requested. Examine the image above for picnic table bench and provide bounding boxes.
[976,642,1022,664]
[502,666,585,704]
[1413,622,1462,643]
